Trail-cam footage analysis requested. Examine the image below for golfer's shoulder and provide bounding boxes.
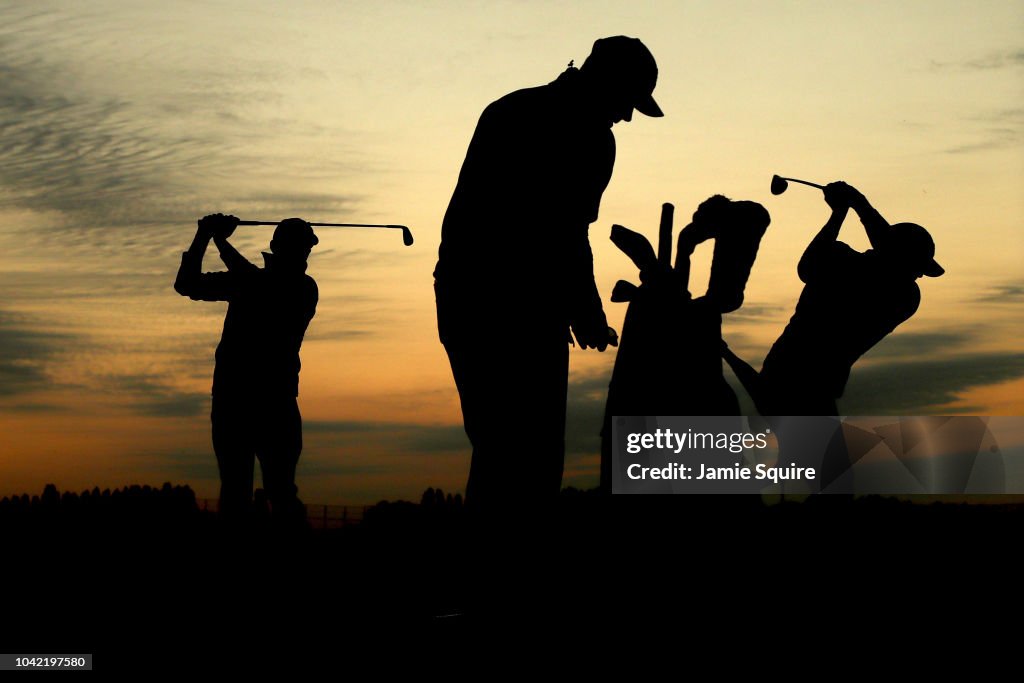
[485,84,550,119]
[832,241,860,256]
[807,240,858,266]
[826,241,862,266]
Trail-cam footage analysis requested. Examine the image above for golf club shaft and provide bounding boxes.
[780,177,825,190]
[237,221,408,229]
[658,203,674,267]
[236,220,414,246]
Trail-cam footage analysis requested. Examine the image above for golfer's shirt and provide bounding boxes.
[761,242,920,397]
[175,250,318,398]
[434,66,614,341]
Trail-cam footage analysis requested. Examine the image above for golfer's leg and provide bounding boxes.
[211,396,255,519]
[522,336,569,501]
[256,397,304,523]
[444,337,502,506]
[466,332,567,505]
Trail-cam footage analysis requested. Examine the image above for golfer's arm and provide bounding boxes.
[851,195,891,251]
[174,230,210,297]
[174,231,239,302]
[569,226,606,325]
[214,235,257,273]
[798,207,848,282]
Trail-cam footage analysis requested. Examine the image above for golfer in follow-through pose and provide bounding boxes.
[723,181,943,490]
[175,213,318,525]
[726,181,943,415]
[434,36,663,510]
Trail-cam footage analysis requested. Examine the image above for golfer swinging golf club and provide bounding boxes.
[721,181,943,491]
[724,180,944,416]
[434,36,663,512]
[174,213,318,526]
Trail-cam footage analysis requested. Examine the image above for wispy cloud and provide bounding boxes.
[926,56,1024,154]
[565,345,1024,420]
[972,108,1024,124]
[944,128,1020,155]
[301,291,390,342]
[0,268,182,301]
[0,309,72,398]
[231,192,363,221]
[722,302,788,323]
[973,280,1024,304]
[860,330,973,360]
[0,35,220,228]
[931,49,1024,71]
[0,307,212,416]
[97,373,209,418]
[302,365,618,462]
[305,420,468,454]
[841,353,1024,414]
[943,110,1023,154]
[0,5,365,243]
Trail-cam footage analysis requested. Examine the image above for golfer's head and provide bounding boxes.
[580,36,663,126]
[887,223,944,279]
[271,218,318,262]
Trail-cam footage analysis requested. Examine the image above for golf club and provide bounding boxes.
[771,175,825,196]
[237,220,414,246]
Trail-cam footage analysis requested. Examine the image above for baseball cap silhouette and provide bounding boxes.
[889,222,943,277]
[273,218,319,249]
[581,36,663,117]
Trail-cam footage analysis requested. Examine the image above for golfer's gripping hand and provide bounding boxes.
[198,213,239,241]
[574,324,619,352]
[823,182,864,212]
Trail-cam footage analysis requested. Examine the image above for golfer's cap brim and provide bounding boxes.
[635,93,663,117]
[923,259,944,277]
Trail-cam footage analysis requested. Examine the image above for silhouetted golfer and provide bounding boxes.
[174,214,318,524]
[434,36,663,509]
[734,181,943,415]
[722,182,943,491]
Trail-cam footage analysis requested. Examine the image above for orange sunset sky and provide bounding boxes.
[1,1,1021,504]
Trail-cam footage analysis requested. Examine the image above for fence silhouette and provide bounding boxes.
[196,499,368,528]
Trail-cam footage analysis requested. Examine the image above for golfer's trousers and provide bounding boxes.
[211,393,303,518]
[443,331,569,509]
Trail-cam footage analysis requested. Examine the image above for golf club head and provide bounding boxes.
[400,226,414,246]
[771,175,788,195]
[611,279,639,303]
[610,224,657,273]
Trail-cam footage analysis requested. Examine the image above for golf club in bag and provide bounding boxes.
[601,200,767,492]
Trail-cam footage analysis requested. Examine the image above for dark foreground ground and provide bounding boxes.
[3,485,1020,667]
